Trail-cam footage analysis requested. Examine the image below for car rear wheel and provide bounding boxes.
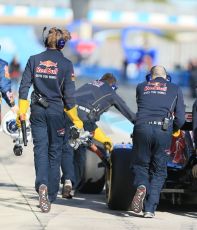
[106,146,134,210]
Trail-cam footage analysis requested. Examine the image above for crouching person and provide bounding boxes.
[61,73,136,198]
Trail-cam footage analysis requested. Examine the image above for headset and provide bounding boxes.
[111,84,118,91]
[146,66,172,82]
[43,27,66,50]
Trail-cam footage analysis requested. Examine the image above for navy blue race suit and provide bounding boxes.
[61,79,136,190]
[130,77,185,213]
[19,48,76,202]
[75,80,136,125]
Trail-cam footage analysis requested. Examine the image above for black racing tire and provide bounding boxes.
[79,148,105,194]
[106,146,134,210]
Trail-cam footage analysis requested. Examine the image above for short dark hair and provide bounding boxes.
[100,73,117,85]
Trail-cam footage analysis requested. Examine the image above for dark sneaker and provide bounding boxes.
[62,179,72,199]
[131,185,146,213]
[144,212,155,218]
[38,184,51,213]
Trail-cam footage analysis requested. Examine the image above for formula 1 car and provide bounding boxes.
[160,112,197,206]
[106,112,197,209]
[79,112,197,210]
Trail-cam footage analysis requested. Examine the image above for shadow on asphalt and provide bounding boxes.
[49,190,197,219]
[51,191,135,218]
[0,182,192,219]
[0,181,196,220]
[158,201,197,219]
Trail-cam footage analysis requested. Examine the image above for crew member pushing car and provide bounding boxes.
[130,65,185,218]
[61,73,136,198]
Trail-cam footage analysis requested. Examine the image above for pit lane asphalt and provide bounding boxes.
[0,80,196,230]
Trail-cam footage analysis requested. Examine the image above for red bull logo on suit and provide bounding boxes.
[36,60,58,75]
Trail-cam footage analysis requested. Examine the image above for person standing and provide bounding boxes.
[193,97,197,150]
[17,27,83,213]
[192,98,197,183]
[130,65,185,218]
[9,55,22,96]
[188,59,197,98]
[0,57,18,129]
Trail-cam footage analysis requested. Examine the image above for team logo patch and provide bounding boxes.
[40,60,57,68]
[57,128,65,137]
[35,60,59,78]
[143,81,167,95]
[89,80,104,87]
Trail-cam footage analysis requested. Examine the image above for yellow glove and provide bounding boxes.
[172,129,181,138]
[93,127,113,152]
[16,99,30,128]
[64,106,83,129]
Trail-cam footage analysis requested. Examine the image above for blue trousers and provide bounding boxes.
[61,140,75,186]
[30,104,65,202]
[61,117,95,190]
[61,142,86,190]
[130,123,172,213]
[73,146,86,189]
